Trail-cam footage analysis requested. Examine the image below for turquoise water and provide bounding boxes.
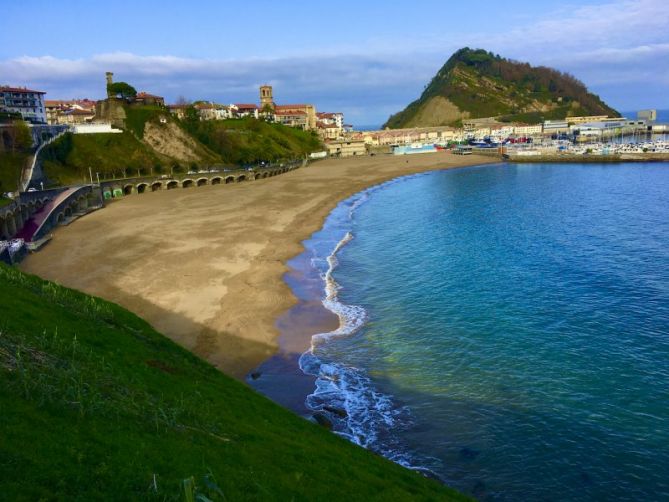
[299,163,669,500]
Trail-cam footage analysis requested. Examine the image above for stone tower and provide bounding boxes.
[259,85,274,110]
[105,72,114,98]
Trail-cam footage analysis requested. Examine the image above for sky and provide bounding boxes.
[1,0,668,126]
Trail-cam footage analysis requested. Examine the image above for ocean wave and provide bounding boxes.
[298,194,439,476]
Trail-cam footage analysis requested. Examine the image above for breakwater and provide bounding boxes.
[504,152,669,163]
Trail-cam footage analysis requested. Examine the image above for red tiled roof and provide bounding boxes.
[275,104,310,109]
[0,86,46,94]
[66,109,95,115]
[137,92,163,99]
[275,110,306,116]
[234,103,258,109]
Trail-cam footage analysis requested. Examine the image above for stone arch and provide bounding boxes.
[263,172,269,178]
[87,192,98,207]
[56,212,64,224]
[77,196,88,212]
[182,179,194,188]
[123,184,134,195]
[225,176,235,184]
[166,180,178,190]
[151,181,162,192]
[137,183,149,194]
[237,175,246,182]
[196,178,208,187]
[211,177,222,185]
[64,207,72,218]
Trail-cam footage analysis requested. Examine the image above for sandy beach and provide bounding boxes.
[20,153,495,378]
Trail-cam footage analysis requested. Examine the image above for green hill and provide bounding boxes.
[182,116,323,165]
[0,119,33,193]
[384,48,619,128]
[40,131,163,186]
[37,106,324,187]
[0,264,466,501]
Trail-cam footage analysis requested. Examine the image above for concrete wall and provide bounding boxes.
[73,123,123,134]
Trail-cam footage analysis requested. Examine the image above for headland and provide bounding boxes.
[20,153,495,378]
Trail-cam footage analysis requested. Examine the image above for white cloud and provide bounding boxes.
[2,0,667,123]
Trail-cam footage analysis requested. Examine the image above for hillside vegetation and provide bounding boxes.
[0,264,466,501]
[38,105,323,186]
[182,116,323,165]
[40,131,162,185]
[0,120,33,194]
[385,48,619,128]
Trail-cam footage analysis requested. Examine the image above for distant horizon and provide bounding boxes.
[2,0,667,125]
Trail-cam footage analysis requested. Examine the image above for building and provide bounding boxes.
[233,104,259,119]
[315,112,345,139]
[316,122,341,140]
[274,104,316,130]
[167,104,189,120]
[543,120,570,134]
[0,86,47,123]
[257,86,317,129]
[325,139,367,157]
[317,112,344,129]
[45,99,96,124]
[260,85,274,111]
[135,92,165,107]
[513,124,543,136]
[637,109,657,122]
[193,102,233,121]
[566,115,610,124]
[275,109,308,129]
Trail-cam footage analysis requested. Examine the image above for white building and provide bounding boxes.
[0,86,47,124]
[513,124,543,136]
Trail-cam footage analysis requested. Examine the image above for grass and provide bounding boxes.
[124,105,168,138]
[40,132,161,186]
[0,264,468,501]
[0,151,30,193]
[184,117,323,165]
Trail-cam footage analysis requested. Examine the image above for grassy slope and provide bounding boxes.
[40,132,161,185]
[0,264,467,501]
[184,117,323,165]
[0,151,29,193]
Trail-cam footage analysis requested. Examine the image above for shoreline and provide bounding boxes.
[20,153,496,379]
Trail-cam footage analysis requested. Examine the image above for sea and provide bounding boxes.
[252,161,669,500]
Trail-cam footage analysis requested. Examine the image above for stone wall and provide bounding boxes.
[95,99,127,129]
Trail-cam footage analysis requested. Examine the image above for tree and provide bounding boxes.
[107,82,137,99]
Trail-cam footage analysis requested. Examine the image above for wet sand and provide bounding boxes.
[20,153,496,378]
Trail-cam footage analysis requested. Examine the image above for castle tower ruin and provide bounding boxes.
[105,72,114,98]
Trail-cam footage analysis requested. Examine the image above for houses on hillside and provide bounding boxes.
[166,85,346,139]
[45,99,96,124]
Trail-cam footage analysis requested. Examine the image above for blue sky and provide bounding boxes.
[1,0,668,125]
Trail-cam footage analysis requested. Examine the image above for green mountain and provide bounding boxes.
[0,264,467,500]
[384,48,619,128]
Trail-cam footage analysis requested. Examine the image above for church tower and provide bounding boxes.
[259,85,274,111]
